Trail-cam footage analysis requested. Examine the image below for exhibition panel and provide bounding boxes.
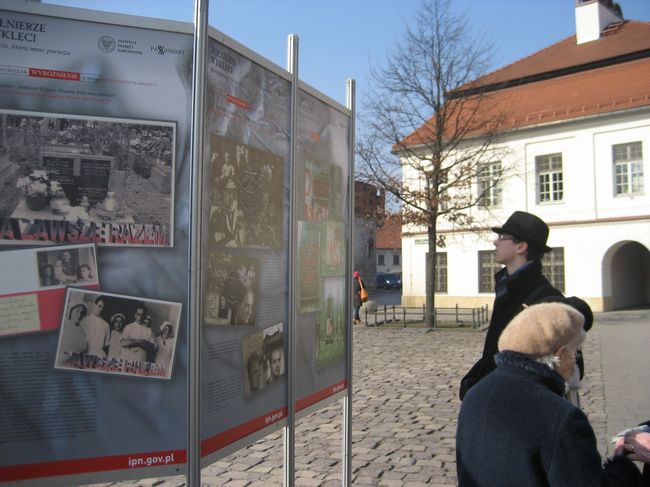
[0,1,353,485]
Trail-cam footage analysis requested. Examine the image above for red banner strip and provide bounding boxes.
[0,449,186,482]
[296,380,347,412]
[29,67,80,81]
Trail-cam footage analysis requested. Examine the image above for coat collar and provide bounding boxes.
[495,350,566,396]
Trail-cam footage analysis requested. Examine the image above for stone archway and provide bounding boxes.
[602,241,650,310]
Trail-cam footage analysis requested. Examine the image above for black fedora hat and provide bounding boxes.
[492,211,552,252]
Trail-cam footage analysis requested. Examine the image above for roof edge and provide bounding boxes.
[450,46,650,99]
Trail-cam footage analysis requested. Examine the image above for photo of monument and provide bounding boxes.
[0,110,176,247]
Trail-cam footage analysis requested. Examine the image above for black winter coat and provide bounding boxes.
[459,260,562,399]
[353,277,364,307]
[456,351,641,487]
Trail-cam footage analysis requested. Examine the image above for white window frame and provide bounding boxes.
[536,153,564,203]
[478,250,501,293]
[435,252,447,293]
[478,161,502,209]
[613,141,644,196]
[541,247,565,293]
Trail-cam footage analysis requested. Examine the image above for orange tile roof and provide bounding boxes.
[474,21,650,89]
[477,57,650,134]
[403,20,650,145]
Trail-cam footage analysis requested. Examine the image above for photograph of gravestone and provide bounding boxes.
[207,135,283,250]
[320,221,345,276]
[297,221,321,313]
[0,110,176,247]
[315,277,345,369]
[304,160,342,223]
[203,251,259,326]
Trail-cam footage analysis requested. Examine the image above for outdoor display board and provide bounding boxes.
[0,2,353,485]
[199,36,292,462]
[0,5,194,484]
[295,88,351,411]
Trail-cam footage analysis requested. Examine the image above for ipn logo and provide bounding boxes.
[98,35,116,53]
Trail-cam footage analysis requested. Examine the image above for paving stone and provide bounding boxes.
[95,312,650,486]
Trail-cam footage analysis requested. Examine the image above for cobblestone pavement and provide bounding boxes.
[95,318,622,487]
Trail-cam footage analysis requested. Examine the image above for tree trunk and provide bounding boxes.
[424,224,437,328]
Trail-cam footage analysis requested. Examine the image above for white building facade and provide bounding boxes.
[402,2,650,312]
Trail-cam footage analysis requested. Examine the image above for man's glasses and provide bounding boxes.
[496,235,516,241]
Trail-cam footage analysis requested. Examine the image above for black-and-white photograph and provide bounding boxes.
[304,159,342,223]
[55,289,182,380]
[262,323,284,386]
[0,109,176,247]
[241,329,264,398]
[240,323,285,398]
[203,251,259,326]
[207,135,283,250]
[35,244,98,287]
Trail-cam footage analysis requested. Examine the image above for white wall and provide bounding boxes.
[402,111,650,310]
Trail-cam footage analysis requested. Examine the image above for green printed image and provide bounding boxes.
[315,276,345,369]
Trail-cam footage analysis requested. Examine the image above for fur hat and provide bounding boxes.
[532,295,593,331]
[498,302,585,357]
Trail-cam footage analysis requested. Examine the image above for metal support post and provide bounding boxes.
[188,0,208,485]
[284,33,299,487]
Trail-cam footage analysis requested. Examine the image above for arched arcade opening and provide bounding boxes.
[602,241,650,310]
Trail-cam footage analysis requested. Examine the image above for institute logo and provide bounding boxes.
[151,44,185,56]
[98,35,116,53]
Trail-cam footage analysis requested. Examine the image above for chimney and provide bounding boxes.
[575,0,623,45]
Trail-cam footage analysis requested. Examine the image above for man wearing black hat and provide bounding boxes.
[459,211,564,400]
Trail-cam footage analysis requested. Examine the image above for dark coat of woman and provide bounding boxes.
[353,277,363,308]
[456,351,641,486]
[460,260,562,399]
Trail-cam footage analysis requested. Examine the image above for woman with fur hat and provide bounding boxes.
[456,302,640,486]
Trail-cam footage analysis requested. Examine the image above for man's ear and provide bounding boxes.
[515,240,529,256]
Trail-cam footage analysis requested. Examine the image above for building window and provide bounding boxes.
[377,254,385,266]
[435,252,447,293]
[536,153,563,203]
[393,254,400,266]
[478,161,502,208]
[478,250,502,293]
[613,142,644,196]
[541,247,565,293]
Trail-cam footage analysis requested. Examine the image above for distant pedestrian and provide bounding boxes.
[353,271,365,325]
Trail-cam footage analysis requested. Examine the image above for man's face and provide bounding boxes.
[62,252,71,263]
[94,300,105,316]
[133,308,144,323]
[248,359,260,391]
[270,348,282,378]
[493,234,521,265]
[238,293,254,324]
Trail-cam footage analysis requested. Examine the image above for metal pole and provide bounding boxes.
[342,78,355,487]
[284,33,299,487]
[188,0,208,485]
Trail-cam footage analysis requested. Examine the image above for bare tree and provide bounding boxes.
[357,0,510,327]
